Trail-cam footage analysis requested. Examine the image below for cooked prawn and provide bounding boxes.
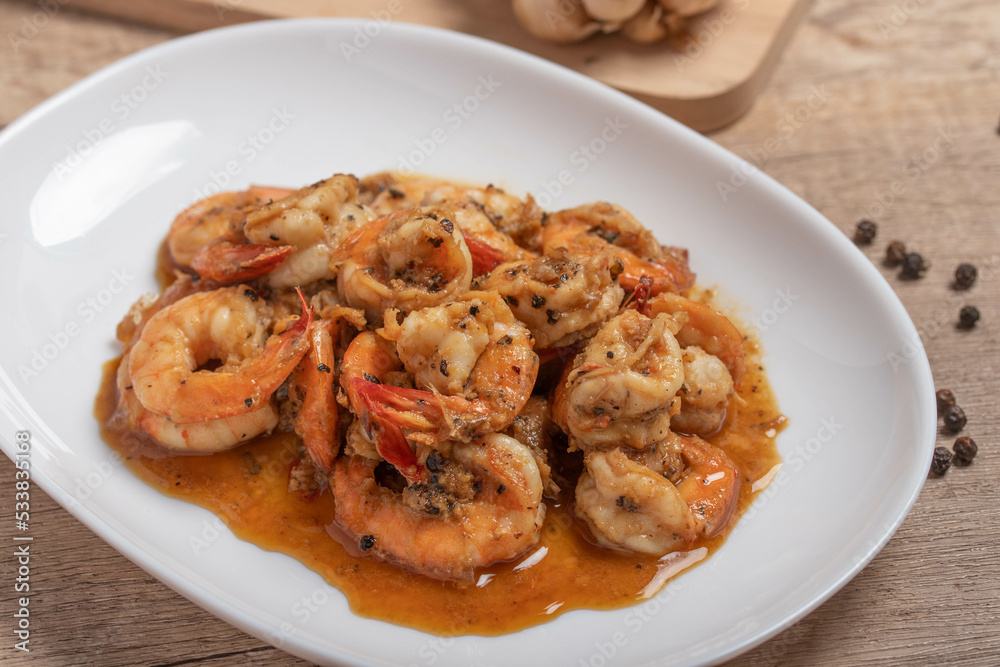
[166,186,294,270]
[575,434,739,555]
[552,309,684,450]
[351,291,539,446]
[185,175,373,287]
[291,318,340,472]
[331,433,546,581]
[126,286,312,425]
[638,293,746,435]
[334,207,474,321]
[543,202,695,294]
[340,330,424,480]
[474,246,625,349]
[645,293,745,385]
[113,358,282,452]
[362,173,545,251]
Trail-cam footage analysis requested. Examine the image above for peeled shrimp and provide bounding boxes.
[641,293,746,435]
[339,331,424,479]
[362,173,545,251]
[552,309,684,450]
[646,293,745,384]
[331,433,545,581]
[475,247,625,349]
[166,186,294,270]
[347,291,539,448]
[196,174,374,289]
[126,286,312,425]
[334,207,474,320]
[543,202,696,294]
[113,359,281,452]
[575,434,739,555]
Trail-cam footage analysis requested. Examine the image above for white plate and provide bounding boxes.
[0,18,935,667]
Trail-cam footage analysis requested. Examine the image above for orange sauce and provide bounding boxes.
[95,341,784,636]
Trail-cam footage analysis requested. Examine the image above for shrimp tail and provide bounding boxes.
[293,318,339,472]
[352,378,445,428]
[190,240,295,283]
[618,265,679,296]
[464,234,508,276]
[372,417,425,482]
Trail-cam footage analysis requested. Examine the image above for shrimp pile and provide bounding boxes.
[110,172,750,581]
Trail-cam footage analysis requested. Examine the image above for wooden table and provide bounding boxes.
[1,0,998,664]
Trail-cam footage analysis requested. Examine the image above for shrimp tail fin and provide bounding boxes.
[293,318,338,472]
[464,235,507,276]
[370,417,424,482]
[190,240,295,283]
[351,378,444,428]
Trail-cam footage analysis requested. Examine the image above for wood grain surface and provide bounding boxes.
[1,0,998,665]
[63,0,811,131]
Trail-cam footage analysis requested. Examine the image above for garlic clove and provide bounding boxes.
[582,0,647,23]
[513,0,603,43]
[622,1,670,43]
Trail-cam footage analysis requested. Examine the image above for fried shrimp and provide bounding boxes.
[340,331,424,479]
[113,359,282,452]
[334,207,474,319]
[352,291,539,446]
[575,434,739,555]
[126,286,312,425]
[331,433,545,581]
[239,174,376,288]
[105,169,767,591]
[642,293,746,435]
[291,318,340,472]
[167,186,294,270]
[543,201,696,294]
[646,293,745,385]
[362,173,545,251]
[552,309,684,450]
[475,247,625,349]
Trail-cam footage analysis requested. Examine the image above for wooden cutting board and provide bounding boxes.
[68,0,810,131]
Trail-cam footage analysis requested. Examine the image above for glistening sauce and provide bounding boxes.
[95,341,784,636]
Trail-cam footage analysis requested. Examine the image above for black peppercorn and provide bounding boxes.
[954,263,977,290]
[359,535,376,551]
[936,388,956,415]
[953,436,978,463]
[425,451,446,473]
[853,219,877,244]
[943,405,967,433]
[958,305,980,328]
[885,241,906,266]
[900,252,928,278]
[931,447,953,475]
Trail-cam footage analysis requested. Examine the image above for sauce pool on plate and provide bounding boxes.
[95,340,783,636]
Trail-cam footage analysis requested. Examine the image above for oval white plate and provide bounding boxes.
[0,18,934,667]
